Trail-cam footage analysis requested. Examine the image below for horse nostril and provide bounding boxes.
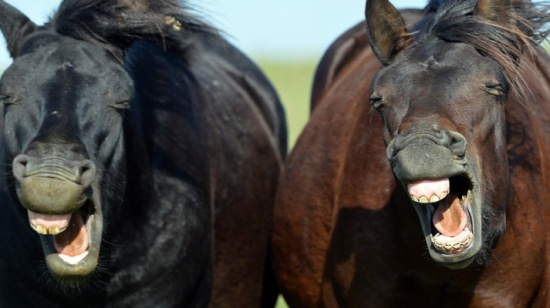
[437,129,452,147]
[79,161,96,187]
[12,155,30,180]
[446,131,467,157]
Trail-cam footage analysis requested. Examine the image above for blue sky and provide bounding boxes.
[0,0,424,68]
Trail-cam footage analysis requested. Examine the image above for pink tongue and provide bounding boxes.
[53,210,89,257]
[432,192,467,237]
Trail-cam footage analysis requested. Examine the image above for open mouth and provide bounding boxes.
[27,194,103,285]
[29,199,93,264]
[407,175,475,256]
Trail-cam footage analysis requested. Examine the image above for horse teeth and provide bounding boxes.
[460,194,468,205]
[30,223,67,235]
[419,196,430,203]
[34,224,47,235]
[48,226,67,235]
[432,229,474,254]
[410,195,419,202]
[440,190,449,200]
[429,194,440,203]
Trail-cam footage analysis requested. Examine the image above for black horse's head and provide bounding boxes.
[0,2,132,285]
[366,0,545,268]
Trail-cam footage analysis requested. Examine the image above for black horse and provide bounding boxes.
[0,0,286,306]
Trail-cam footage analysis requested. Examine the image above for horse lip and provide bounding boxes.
[39,189,103,286]
[16,176,88,215]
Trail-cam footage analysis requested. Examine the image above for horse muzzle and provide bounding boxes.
[11,153,103,285]
[12,154,96,215]
[387,128,467,182]
[386,129,484,267]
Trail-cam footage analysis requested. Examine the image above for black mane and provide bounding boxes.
[418,0,550,98]
[46,0,218,61]
[425,0,550,42]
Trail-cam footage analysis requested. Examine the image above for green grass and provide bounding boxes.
[274,294,289,308]
[257,59,318,149]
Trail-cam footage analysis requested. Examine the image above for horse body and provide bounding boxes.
[0,1,285,306]
[273,1,550,307]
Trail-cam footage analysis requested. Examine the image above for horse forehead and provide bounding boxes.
[380,42,498,88]
[4,38,129,94]
[412,42,495,74]
[16,34,118,75]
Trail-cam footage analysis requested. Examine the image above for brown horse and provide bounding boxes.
[273,0,550,306]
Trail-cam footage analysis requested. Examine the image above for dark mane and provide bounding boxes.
[46,0,219,61]
[417,0,550,99]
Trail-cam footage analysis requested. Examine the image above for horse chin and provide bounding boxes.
[408,172,484,269]
[38,193,103,287]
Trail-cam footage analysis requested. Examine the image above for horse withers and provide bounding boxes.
[0,0,286,306]
[273,0,550,306]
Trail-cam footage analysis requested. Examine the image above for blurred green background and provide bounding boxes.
[256,59,319,308]
[258,59,318,150]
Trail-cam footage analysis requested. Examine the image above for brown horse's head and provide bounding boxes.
[366,0,539,268]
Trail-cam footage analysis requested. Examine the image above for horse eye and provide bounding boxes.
[483,84,504,97]
[112,100,131,110]
[0,94,15,105]
[369,94,384,109]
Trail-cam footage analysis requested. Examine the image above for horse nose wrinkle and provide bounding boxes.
[386,129,467,170]
[12,154,96,186]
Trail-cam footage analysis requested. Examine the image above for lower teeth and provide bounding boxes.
[432,229,473,253]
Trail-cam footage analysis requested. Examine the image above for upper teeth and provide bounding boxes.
[408,179,451,204]
[410,190,449,203]
[30,223,67,235]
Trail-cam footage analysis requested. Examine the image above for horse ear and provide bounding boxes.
[474,0,513,25]
[0,1,37,57]
[365,0,413,66]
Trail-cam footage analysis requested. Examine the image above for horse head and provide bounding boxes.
[366,0,523,268]
[0,1,132,285]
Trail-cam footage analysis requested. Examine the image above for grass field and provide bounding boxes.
[256,59,320,308]
[257,59,319,150]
